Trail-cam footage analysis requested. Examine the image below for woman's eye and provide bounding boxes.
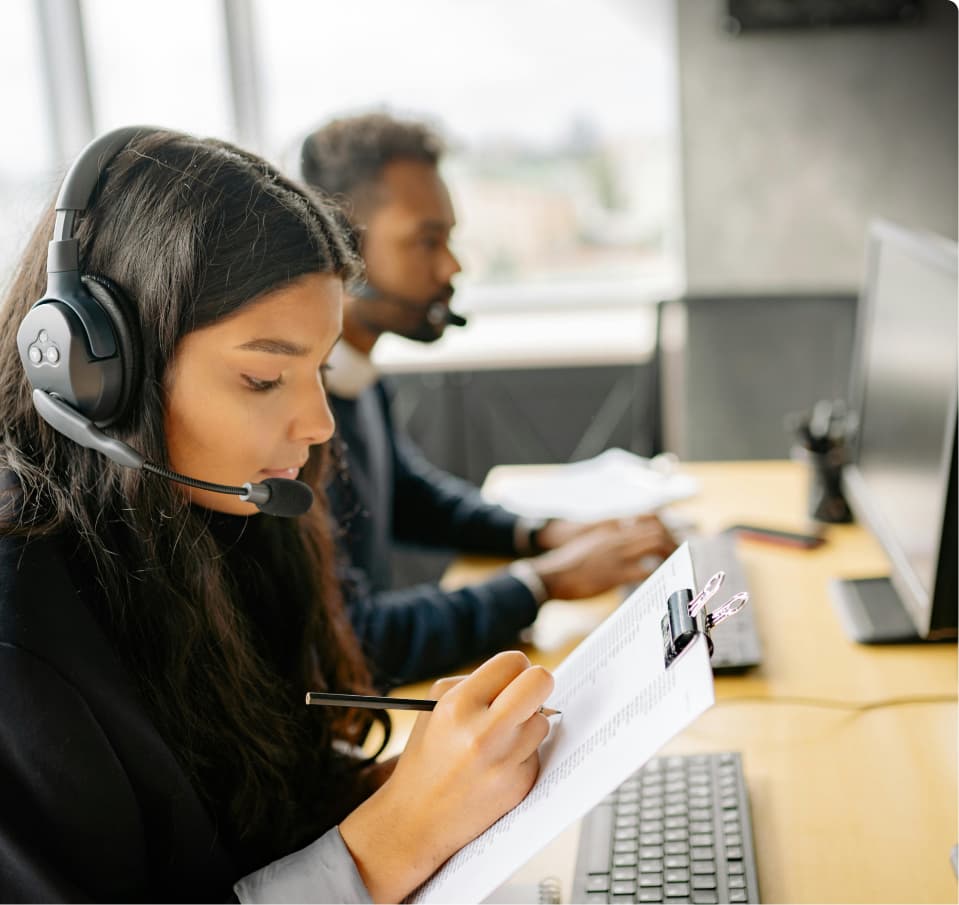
[243,374,283,392]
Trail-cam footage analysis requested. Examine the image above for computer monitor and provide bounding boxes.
[831,219,958,643]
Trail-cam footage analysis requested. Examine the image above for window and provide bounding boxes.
[252,0,684,311]
[82,0,232,140]
[0,0,55,287]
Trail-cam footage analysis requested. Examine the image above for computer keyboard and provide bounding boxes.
[571,752,760,904]
[686,533,762,673]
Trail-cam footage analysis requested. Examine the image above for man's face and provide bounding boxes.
[353,159,462,343]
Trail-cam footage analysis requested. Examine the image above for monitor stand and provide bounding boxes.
[828,577,921,643]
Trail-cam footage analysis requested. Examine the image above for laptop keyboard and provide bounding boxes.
[571,752,760,903]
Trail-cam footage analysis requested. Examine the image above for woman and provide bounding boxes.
[0,129,553,903]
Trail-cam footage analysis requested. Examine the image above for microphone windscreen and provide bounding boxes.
[256,478,315,517]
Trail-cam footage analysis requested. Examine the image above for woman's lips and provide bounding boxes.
[260,466,301,480]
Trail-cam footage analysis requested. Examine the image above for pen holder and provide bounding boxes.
[805,446,852,524]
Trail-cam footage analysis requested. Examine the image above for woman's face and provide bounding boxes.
[164,272,343,515]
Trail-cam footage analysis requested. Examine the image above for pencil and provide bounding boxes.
[306,691,560,717]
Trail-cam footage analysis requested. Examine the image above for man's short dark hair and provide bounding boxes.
[300,112,445,222]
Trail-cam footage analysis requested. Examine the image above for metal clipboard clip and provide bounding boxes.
[662,570,749,667]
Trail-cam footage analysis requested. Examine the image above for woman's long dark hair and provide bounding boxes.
[0,130,378,864]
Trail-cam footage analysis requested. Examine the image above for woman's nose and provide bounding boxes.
[291,383,335,445]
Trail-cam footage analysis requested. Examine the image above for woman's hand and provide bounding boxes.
[338,651,554,903]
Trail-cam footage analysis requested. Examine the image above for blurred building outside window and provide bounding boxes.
[252,0,685,316]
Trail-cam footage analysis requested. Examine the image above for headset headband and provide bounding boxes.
[48,126,151,283]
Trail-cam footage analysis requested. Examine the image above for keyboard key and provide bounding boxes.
[611,880,636,895]
[727,862,745,875]
[690,847,715,861]
[728,875,746,889]
[664,855,690,869]
[691,892,719,904]
[585,894,609,904]
[612,867,637,882]
[638,890,663,903]
[664,842,689,855]
[729,890,748,902]
[665,883,691,898]
[640,860,664,874]
[639,874,664,888]
[665,869,690,883]
[726,846,744,860]
[613,851,638,867]
[692,875,717,890]
[586,876,611,893]
[691,861,716,875]
[583,805,615,874]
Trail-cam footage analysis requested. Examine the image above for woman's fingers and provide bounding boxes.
[449,650,533,712]
[428,674,466,700]
[512,712,552,759]
[488,663,555,725]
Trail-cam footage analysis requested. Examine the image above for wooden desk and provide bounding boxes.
[389,461,958,904]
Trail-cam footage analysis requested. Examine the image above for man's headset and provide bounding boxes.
[351,280,468,328]
[15,125,313,518]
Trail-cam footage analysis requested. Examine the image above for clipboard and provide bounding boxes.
[411,542,719,904]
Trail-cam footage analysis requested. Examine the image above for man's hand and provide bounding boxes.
[528,516,676,600]
[534,515,665,550]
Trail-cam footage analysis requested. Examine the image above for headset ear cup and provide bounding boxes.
[81,275,142,426]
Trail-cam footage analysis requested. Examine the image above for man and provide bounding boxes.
[300,112,674,688]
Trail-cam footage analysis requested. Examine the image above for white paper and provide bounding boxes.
[484,448,700,521]
[410,543,714,904]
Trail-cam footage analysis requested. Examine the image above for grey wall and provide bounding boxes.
[678,0,957,293]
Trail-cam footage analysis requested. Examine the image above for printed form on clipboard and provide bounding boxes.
[409,542,749,904]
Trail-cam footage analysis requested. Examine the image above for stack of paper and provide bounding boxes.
[485,448,700,521]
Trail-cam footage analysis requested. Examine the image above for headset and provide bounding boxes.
[15,125,313,517]
[351,279,468,328]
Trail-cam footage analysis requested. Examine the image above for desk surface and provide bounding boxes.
[389,461,958,904]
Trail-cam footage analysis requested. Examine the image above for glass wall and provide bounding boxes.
[1,0,684,315]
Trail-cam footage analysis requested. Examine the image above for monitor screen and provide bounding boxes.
[842,220,957,639]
